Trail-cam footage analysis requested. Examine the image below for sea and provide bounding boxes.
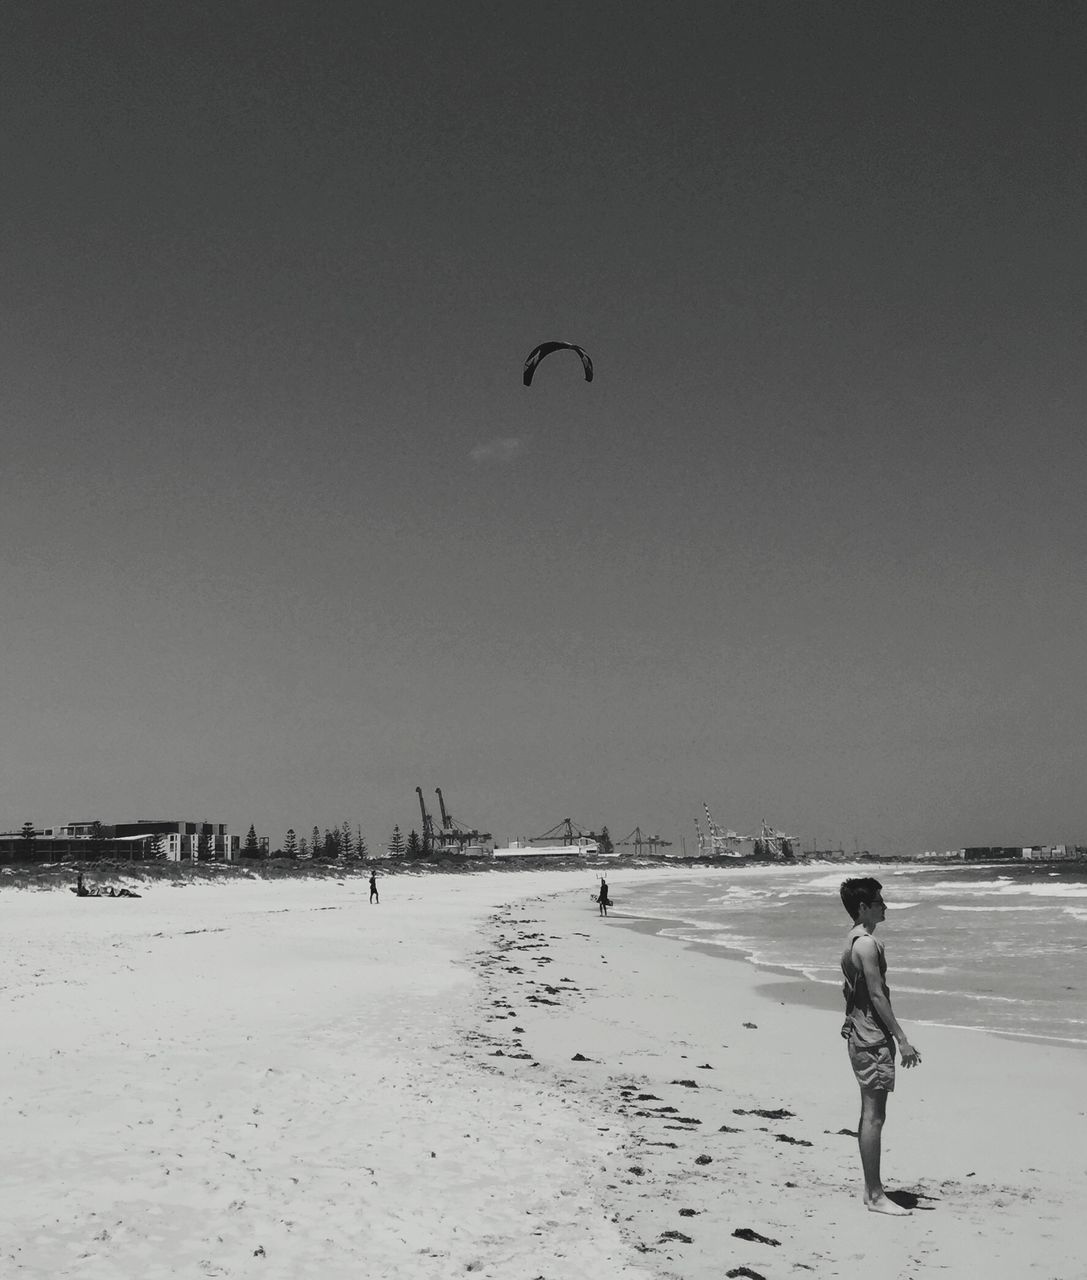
[621,860,1087,1049]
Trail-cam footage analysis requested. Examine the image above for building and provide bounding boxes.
[0,819,243,864]
[113,820,240,862]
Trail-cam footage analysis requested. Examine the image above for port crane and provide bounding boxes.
[434,787,492,852]
[753,820,798,860]
[530,817,596,846]
[615,826,672,856]
[698,801,747,857]
[415,786,492,856]
[696,803,797,860]
[415,786,439,855]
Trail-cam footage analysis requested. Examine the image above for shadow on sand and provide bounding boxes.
[887,1189,938,1211]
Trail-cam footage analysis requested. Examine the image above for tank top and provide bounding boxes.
[841,925,893,1047]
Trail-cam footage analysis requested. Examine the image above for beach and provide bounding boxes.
[2,868,1083,1279]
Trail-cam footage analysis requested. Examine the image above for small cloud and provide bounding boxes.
[470,436,524,464]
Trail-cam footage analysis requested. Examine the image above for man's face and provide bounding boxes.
[860,892,887,927]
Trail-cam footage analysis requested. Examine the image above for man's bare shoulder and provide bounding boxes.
[850,933,879,958]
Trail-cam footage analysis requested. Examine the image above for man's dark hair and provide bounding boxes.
[840,877,883,922]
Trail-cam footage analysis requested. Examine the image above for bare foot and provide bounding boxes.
[865,1194,911,1216]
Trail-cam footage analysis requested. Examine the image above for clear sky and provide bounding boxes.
[3,2,1084,854]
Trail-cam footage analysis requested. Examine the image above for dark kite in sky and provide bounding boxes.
[522,341,594,387]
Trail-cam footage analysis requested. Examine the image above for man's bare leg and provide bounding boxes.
[858,1087,910,1215]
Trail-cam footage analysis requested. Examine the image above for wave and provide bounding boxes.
[704,887,773,904]
[937,904,1051,912]
[1013,884,1087,899]
[910,1019,1087,1048]
[801,872,866,889]
[891,984,1023,1004]
[888,865,961,876]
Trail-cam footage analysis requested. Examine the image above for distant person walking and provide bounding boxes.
[597,876,609,917]
[369,871,379,904]
[839,877,922,1215]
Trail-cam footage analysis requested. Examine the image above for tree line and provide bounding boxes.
[268,823,435,861]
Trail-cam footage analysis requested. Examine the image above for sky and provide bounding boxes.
[3,1,1085,855]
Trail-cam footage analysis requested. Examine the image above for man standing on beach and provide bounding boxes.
[369,871,379,904]
[597,876,609,917]
[839,877,922,1215]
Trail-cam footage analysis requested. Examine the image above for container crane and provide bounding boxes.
[753,820,798,860]
[412,786,492,856]
[435,787,492,853]
[436,787,452,833]
[700,802,747,857]
[531,817,595,846]
[415,786,438,855]
[616,826,672,856]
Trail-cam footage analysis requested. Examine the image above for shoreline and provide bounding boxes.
[3,869,1082,1278]
[473,878,1086,1278]
[610,907,1087,1053]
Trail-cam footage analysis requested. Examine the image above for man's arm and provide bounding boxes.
[855,937,922,1067]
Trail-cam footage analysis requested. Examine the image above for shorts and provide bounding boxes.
[848,1037,895,1092]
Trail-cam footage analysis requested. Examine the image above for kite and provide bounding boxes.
[522,341,594,387]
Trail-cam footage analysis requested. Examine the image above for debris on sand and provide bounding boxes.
[734,1107,794,1120]
[731,1227,781,1247]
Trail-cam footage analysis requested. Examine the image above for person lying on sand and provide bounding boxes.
[839,877,922,1216]
[71,878,139,899]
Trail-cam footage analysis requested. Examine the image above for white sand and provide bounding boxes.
[2,868,1083,1279]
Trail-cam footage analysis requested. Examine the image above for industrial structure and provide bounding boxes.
[615,826,672,857]
[492,816,602,860]
[414,786,493,856]
[695,802,797,860]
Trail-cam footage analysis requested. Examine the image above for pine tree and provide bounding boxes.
[244,824,260,857]
[598,826,614,857]
[388,825,406,857]
[284,829,298,858]
[311,826,321,860]
[356,831,369,860]
[340,821,354,861]
[322,828,338,861]
[299,837,309,859]
[406,829,423,858]
[197,831,212,862]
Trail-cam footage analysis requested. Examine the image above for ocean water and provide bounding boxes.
[621,861,1087,1049]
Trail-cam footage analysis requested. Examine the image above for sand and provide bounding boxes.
[1,867,1083,1279]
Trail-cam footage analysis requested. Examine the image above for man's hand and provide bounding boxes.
[898,1041,921,1068]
